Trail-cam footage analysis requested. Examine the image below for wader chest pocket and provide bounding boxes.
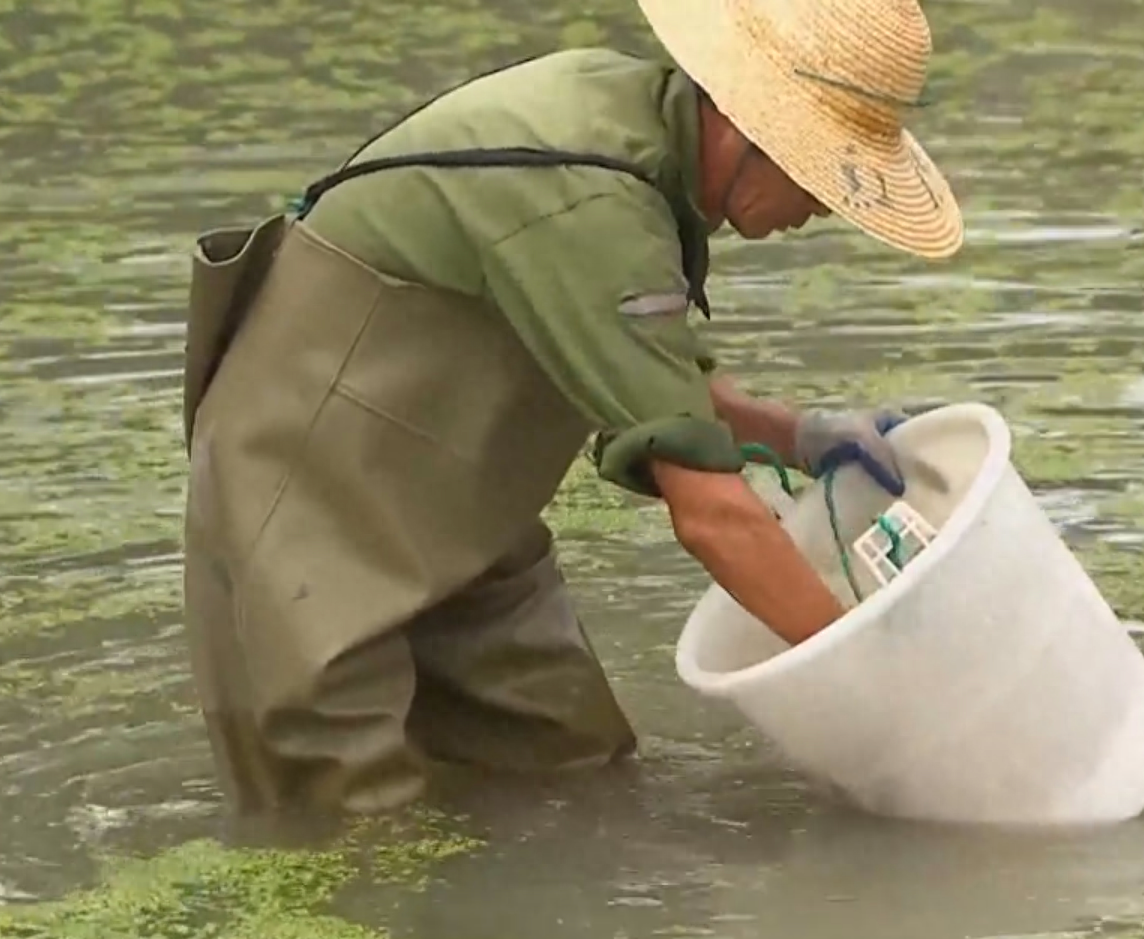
[184,214,287,451]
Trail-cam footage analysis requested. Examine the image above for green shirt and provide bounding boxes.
[303,48,743,496]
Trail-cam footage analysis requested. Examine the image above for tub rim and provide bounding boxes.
[675,401,1014,695]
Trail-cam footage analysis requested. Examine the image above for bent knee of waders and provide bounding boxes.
[405,525,637,773]
[257,628,437,816]
[193,599,431,816]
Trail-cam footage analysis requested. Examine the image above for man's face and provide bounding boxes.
[723,147,831,240]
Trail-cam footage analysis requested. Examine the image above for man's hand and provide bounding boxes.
[794,409,907,496]
[652,460,845,646]
[707,377,907,496]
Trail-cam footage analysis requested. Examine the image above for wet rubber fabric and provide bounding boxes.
[184,224,635,813]
[181,48,741,814]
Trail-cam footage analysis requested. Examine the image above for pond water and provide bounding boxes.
[1,0,1143,936]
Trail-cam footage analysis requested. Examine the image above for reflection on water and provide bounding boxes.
[1,0,1143,936]
[372,767,1144,939]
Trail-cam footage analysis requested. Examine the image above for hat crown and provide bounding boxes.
[735,0,932,136]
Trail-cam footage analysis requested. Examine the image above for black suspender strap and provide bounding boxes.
[288,67,711,317]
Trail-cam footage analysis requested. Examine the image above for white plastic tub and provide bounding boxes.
[676,403,1144,825]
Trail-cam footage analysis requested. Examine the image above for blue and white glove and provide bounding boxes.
[793,409,907,496]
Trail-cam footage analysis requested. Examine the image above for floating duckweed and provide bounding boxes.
[352,807,488,892]
[1076,541,1144,622]
[0,808,488,938]
[543,454,656,538]
[0,838,383,939]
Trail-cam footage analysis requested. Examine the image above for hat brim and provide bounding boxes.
[637,0,964,259]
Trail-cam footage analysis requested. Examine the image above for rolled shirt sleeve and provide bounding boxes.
[482,185,743,497]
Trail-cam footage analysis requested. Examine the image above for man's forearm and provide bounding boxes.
[689,502,845,644]
[652,459,846,645]
[708,374,801,466]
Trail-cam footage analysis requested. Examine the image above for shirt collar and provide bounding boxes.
[658,66,712,317]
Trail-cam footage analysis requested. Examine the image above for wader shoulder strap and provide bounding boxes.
[295,148,657,214]
[289,59,710,316]
[292,147,710,319]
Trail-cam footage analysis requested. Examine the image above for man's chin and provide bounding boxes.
[729,218,778,240]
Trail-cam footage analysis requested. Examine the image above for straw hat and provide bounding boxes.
[637,0,964,258]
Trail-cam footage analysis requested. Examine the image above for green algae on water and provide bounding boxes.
[0,838,383,939]
[543,453,659,540]
[1075,541,1144,622]
[0,807,488,939]
[352,807,488,892]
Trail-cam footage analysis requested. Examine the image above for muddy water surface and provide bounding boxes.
[2,0,1144,936]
